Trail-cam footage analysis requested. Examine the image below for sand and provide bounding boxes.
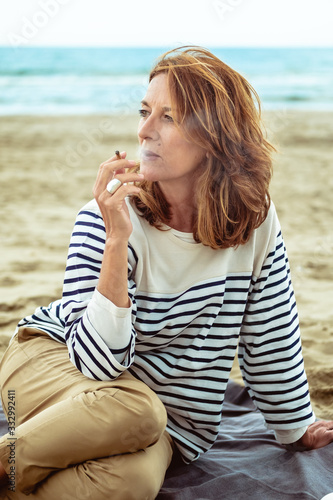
[0,111,332,419]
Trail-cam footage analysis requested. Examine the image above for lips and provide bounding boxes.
[141,149,160,161]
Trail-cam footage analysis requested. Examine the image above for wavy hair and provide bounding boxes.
[132,46,275,249]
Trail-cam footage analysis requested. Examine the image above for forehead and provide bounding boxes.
[142,73,171,105]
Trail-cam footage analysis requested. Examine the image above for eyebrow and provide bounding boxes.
[141,99,172,112]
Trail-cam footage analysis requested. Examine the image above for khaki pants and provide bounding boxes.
[0,328,174,499]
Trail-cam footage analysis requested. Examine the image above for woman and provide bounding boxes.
[0,46,332,499]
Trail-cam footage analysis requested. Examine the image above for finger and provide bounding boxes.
[112,150,127,175]
[103,183,141,204]
[94,152,127,187]
[103,159,137,176]
[94,159,137,195]
[108,172,144,186]
[95,151,126,182]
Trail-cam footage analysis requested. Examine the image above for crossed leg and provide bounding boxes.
[0,328,173,499]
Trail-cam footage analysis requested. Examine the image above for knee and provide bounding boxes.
[122,390,167,452]
[142,388,167,437]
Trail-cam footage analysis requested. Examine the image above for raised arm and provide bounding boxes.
[61,152,143,380]
[93,151,143,307]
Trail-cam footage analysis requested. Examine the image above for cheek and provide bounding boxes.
[167,136,190,159]
[185,145,206,165]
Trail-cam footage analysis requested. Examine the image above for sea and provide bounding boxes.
[0,46,332,115]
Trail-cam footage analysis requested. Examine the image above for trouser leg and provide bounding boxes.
[1,430,174,500]
[0,328,170,496]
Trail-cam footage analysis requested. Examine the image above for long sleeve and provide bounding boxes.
[238,227,316,431]
[60,201,138,380]
[17,199,317,462]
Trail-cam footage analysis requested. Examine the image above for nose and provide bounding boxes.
[138,114,159,142]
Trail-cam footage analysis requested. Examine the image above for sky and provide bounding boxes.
[1,0,332,48]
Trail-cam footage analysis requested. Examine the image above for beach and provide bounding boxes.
[0,111,332,419]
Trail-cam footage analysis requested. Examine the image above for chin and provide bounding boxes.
[139,164,160,182]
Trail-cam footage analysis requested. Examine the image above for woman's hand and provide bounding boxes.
[93,151,143,308]
[93,151,143,242]
[298,420,333,450]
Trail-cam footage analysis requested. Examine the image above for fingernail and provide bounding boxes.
[128,160,137,166]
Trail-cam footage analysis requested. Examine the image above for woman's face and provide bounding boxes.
[137,73,206,190]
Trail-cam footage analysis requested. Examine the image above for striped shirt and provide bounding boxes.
[18,198,315,462]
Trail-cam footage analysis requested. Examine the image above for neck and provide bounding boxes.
[159,183,196,232]
[170,209,195,233]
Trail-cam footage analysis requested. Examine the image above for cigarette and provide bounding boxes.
[115,149,140,171]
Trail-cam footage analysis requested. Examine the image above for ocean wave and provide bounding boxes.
[1,47,332,113]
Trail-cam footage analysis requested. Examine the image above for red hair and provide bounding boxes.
[132,46,275,249]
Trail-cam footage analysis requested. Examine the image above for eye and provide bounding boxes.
[138,109,149,118]
[164,114,174,122]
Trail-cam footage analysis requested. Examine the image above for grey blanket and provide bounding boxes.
[1,381,332,499]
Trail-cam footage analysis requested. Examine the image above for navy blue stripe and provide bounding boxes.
[251,379,308,398]
[165,400,221,415]
[247,283,293,304]
[68,243,104,256]
[63,275,97,285]
[135,356,230,383]
[135,279,228,302]
[75,324,121,378]
[242,328,299,351]
[75,220,105,232]
[240,335,301,360]
[135,302,224,325]
[79,210,102,220]
[238,344,303,368]
[62,286,96,297]
[258,401,311,415]
[241,311,299,337]
[243,367,305,386]
[264,410,313,426]
[137,292,226,314]
[241,357,303,378]
[149,352,235,374]
[245,294,293,316]
[253,389,309,406]
[134,320,242,336]
[62,304,87,320]
[252,265,289,288]
[167,414,217,445]
[128,243,138,264]
[66,263,101,273]
[169,434,202,457]
[71,231,105,245]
